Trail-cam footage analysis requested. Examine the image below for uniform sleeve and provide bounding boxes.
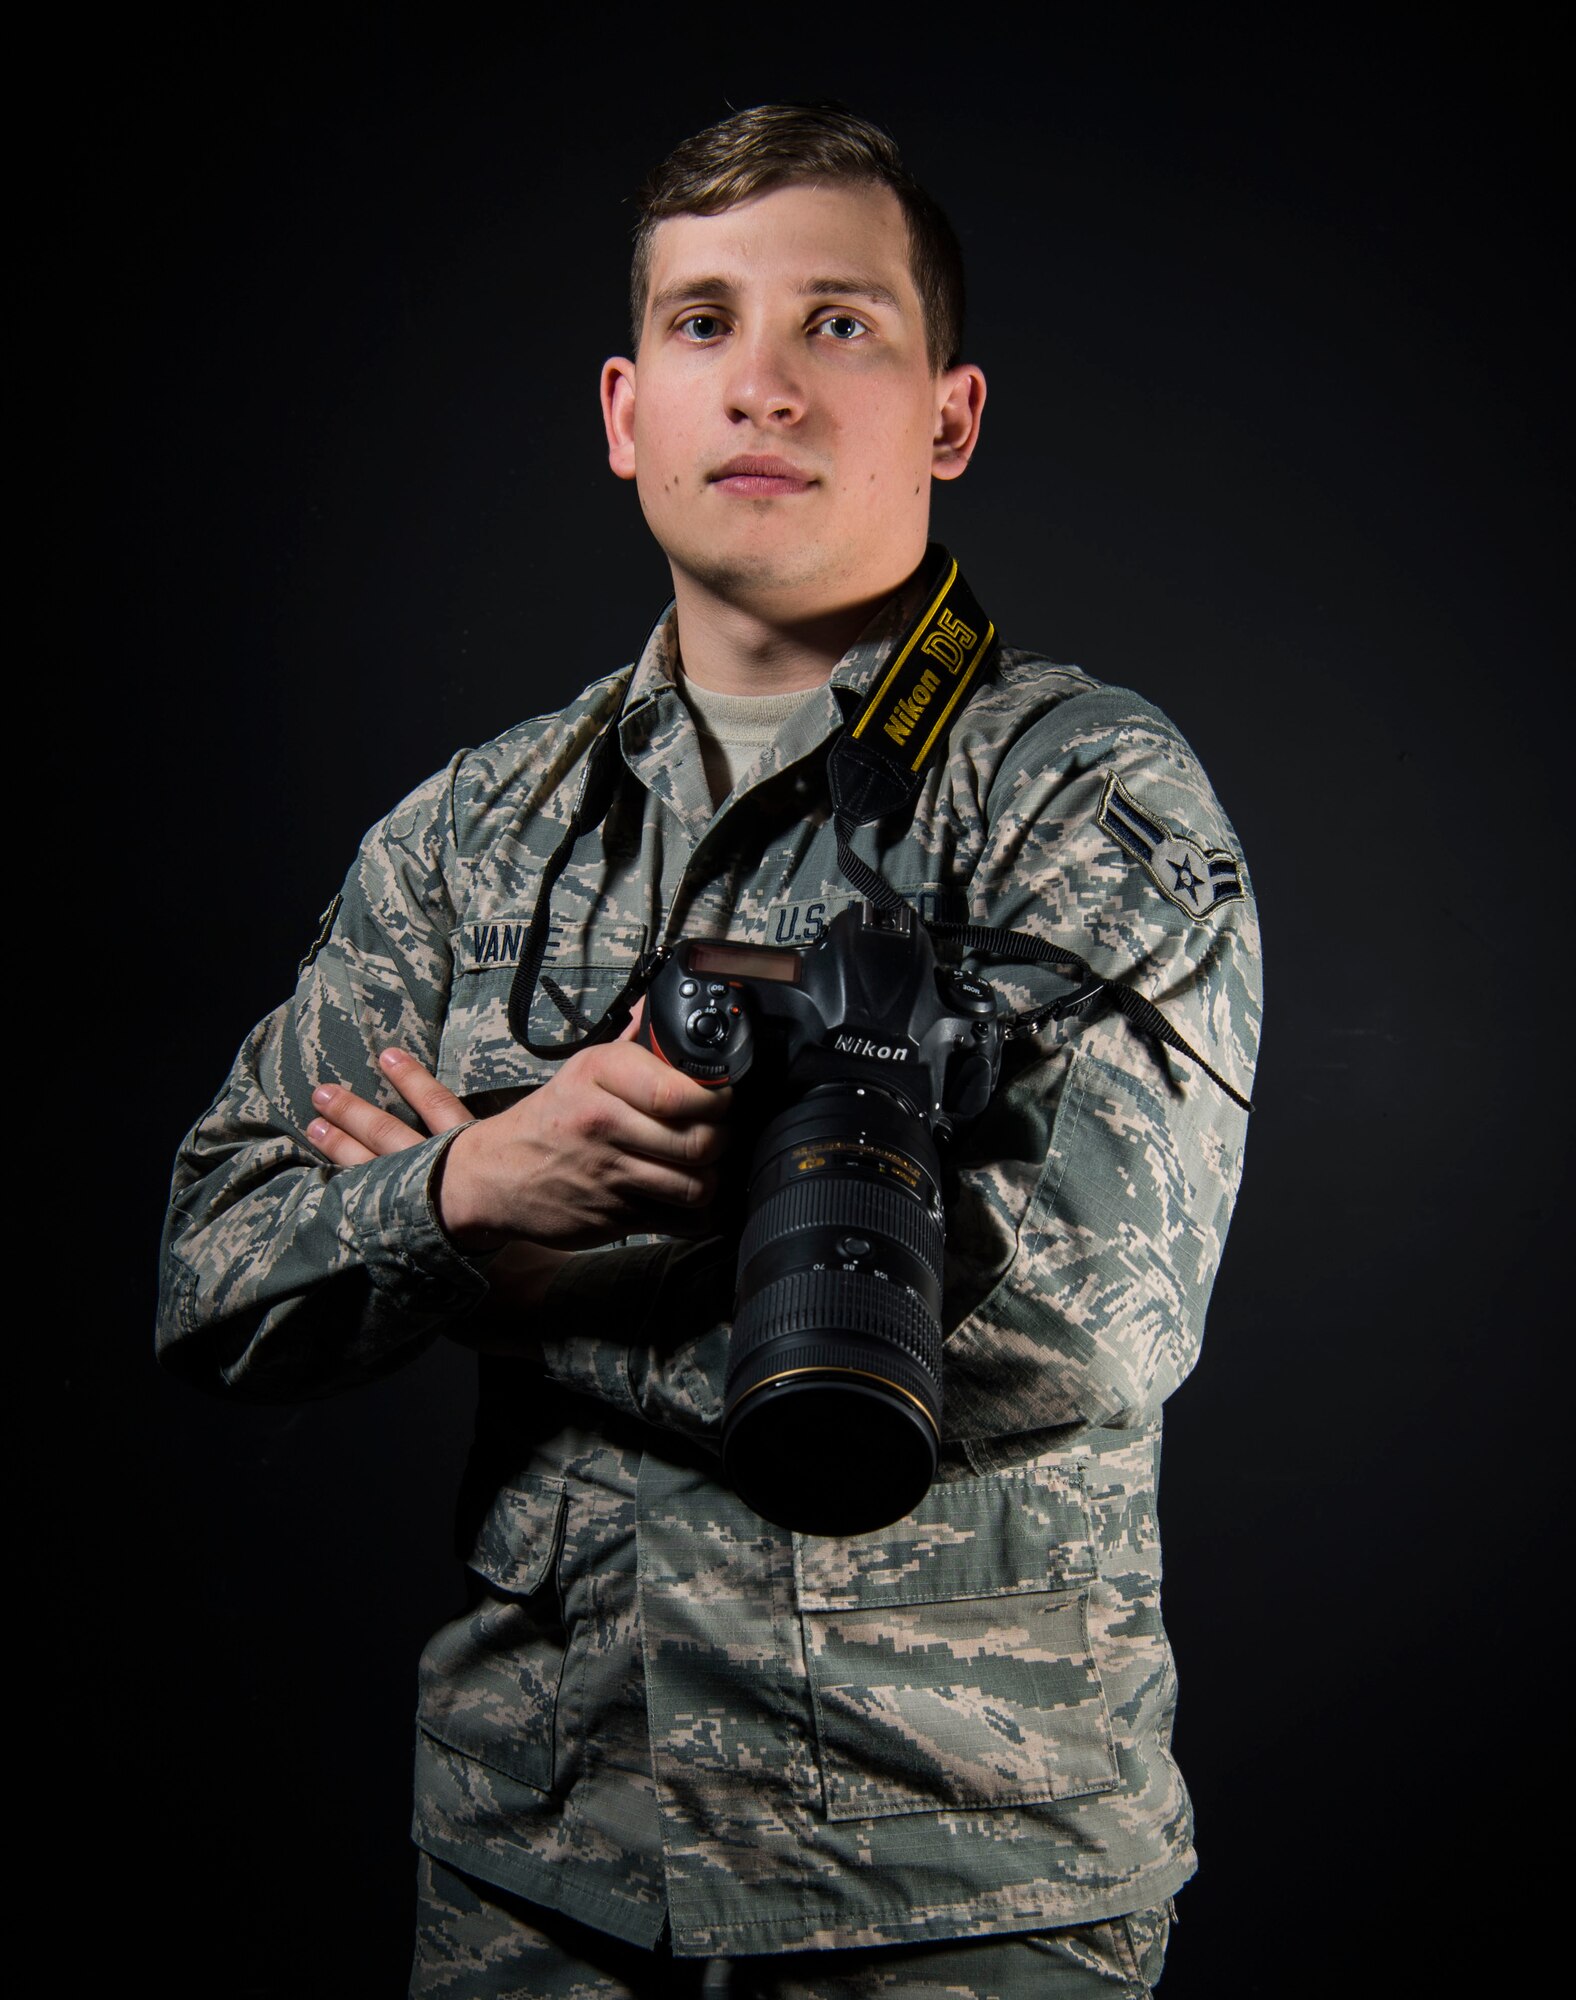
[156,759,492,1400]
[935,691,1261,1460]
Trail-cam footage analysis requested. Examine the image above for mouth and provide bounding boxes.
[708,454,816,496]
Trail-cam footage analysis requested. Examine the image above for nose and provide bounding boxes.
[723,323,805,427]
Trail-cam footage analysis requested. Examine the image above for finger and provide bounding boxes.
[310,1081,426,1156]
[579,1083,733,1170]
[304,1117,377,1168]
[592,1040,734,1125]
[378,1048,476,1135]
[611,1154,722,1213]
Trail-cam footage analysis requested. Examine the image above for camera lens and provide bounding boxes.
[721,1082,945,1536]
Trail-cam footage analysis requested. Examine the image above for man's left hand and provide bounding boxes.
[307,1048,472,1164]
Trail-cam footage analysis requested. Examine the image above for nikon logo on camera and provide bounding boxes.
[831,1033,910,1061]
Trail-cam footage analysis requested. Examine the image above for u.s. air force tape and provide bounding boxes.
[829,546,997,827]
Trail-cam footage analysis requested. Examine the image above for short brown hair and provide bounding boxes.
[630,104,966,372]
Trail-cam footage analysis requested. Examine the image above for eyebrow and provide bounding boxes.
[647,274,905,319]
[800,276,903,310]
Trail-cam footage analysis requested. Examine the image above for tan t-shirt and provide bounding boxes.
[678,676,823,806]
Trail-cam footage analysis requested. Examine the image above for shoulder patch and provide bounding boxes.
[1097,773,1244,920]
[298,893,342,973]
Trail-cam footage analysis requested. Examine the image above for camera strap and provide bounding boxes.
[828,545,996,916]
[505,546,1250,1110]
[824,551,1249,1109]
[924,919,1252,1111]
[505,544,997,1058]
[506,707,662,1057]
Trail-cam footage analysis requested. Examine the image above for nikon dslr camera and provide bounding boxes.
[637,902,1003,1537]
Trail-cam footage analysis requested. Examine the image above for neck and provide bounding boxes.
[670,564,918,695]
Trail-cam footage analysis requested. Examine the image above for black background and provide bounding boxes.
[51,8,1566,1995]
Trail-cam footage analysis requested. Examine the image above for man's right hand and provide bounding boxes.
[406,1020,732,1253]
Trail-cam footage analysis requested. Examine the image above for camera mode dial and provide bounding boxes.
[684,978,738,1051]
[938,968,997,1017]
[686,1005,731,1048]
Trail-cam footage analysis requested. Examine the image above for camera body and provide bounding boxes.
[638,903,1003,1536]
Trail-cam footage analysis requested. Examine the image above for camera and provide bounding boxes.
[637,902,1003,1537]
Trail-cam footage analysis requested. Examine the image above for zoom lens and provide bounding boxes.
[721,1083,945,1536]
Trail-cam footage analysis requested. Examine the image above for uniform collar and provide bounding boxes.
[621,561,936,718]
[615,563,938,836]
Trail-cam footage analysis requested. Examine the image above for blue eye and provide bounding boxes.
[819,314,867,341]
[678,314,726,341]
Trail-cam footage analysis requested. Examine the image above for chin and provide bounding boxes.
[675,539,848,603]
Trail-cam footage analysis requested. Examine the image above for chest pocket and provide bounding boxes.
[440,924,640,1106]
[793,1466,1119,1821]
[415,1472,568,1793]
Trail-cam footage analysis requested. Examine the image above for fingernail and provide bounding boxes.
[307,1120,329,1142]
[380,1048,406,1069]
[312,1085,334,1107]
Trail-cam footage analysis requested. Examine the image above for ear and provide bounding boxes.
[930,364,987,482]
[601,356,638,481]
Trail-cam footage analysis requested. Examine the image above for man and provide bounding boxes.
[158,105,1261,1996]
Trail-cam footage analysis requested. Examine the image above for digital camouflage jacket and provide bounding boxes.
[158,568,1262,1956]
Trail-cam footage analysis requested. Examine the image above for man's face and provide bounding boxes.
[601,181,983,623]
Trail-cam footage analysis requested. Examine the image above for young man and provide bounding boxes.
[158,106,1261,1996]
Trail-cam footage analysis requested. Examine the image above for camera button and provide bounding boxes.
[687,1008,729,1047]
[679,978,699,998]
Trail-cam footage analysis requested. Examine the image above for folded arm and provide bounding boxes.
[157,761,728,1400]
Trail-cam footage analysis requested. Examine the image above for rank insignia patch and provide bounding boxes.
[1097,773,1244,920]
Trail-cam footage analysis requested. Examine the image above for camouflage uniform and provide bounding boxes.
[158,566,1261,1965]
[410,1850,1173,1996]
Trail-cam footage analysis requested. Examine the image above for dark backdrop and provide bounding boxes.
[51,10,1566,1995]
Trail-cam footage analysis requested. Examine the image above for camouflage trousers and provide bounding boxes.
[410,1853,1171,1998]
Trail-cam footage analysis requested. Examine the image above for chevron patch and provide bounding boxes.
[1097,773,1244,920]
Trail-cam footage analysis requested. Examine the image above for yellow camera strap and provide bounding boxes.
[827,545,996,916]
[830,544,997,838]
[832,546,1249,1111]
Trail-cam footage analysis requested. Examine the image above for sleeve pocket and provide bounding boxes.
[415,1473,567,1793]
[793,1466,1120,1821]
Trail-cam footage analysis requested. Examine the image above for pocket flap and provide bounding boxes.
[466,1473,567,1597]
[439,957,640,1099]
[795,1465,1097,1610]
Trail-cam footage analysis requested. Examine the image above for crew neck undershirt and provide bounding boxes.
[677,677,824,806]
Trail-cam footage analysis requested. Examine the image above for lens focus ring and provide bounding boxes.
[737,1175,944,1282]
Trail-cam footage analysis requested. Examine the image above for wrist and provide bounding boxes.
[431,1123,511,1254]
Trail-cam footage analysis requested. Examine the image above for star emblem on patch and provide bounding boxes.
[1097,773,1245,920]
